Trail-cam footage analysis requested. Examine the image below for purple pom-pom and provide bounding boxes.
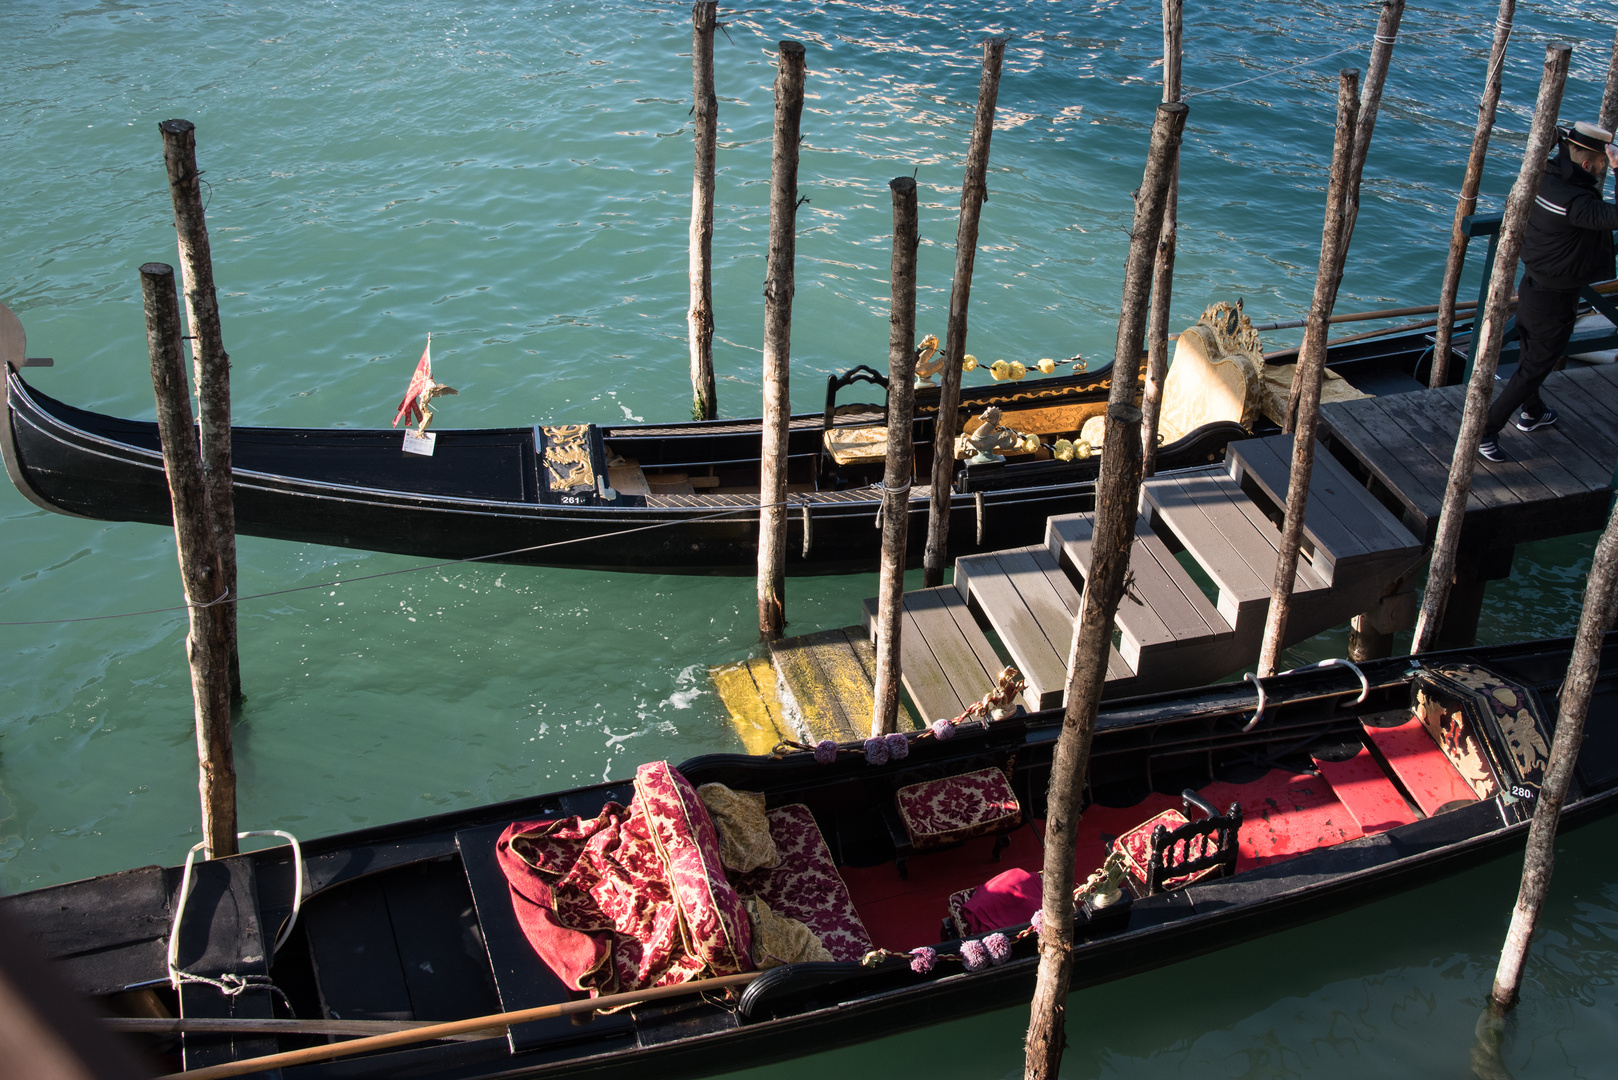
[931,718,955,740]
[1030,910,1043,937]
[885,732,910,759]
[814,740,838,765]
[984,932,1013,964]
[960,939,989,972]
[864,737,890,766]
[909,946,936,974]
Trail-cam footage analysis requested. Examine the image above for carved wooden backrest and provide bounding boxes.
[1145,802,1243,896]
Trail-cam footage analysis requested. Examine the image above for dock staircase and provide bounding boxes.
[714,433,1423,746]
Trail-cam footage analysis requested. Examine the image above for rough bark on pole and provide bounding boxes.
[688,2,719,421]
[922,36,1005,589]
[1140,0,1183,478]
[1429,0,1514,389]
[756,40,806,640]
[1601,28,1618,132]
[1255,71,1361,679]
[870,178,920,736]
[1024,101,1186,1080]
[1412,44,1570,654]
[141,263,237,860]
[1491,497,1618,1009]
[160,118,241,705]
[1286,0,1405,429]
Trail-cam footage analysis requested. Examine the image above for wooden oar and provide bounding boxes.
[107,1016,503,1040]
[154,971,761,1080]
[1263,316,1445,361]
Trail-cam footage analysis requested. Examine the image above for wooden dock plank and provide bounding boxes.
[1021,545,1140,687]
[710,658,793,754]
[863,588,998,722]
[770,634,857,742]
[1539,371,1618,476]
[1129,516,1229,639]
[956,551,1067,710]
[1369,392,1525,509]
[1229,437,1371,571]
[1417,385,1576,504]
[798,628,887,740]
[1319,400,1450,531]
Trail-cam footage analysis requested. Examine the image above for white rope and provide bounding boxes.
[872,479,913,496]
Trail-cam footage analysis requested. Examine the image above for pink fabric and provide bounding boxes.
[959,867,1043,935]
[633,762,752,977]
[497,803,705,996]
[1114,809,1221,892]
[895,768,1021,849]
[733,804,873,962]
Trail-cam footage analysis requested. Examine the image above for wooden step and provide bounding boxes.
[770,628,914,743]
[1043,512,1235,678]
[861,587,1004,723]
[710,658,793,755]
[954,545,1138,709]
[1226,435,1421,586]
[1140,466,1330,629]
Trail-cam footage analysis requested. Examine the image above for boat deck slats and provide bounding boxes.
[1320,365,1618,545]
[1227,434,1422,585]
[644,485,928,509]
[770,628,914,742]
[861,588,1001,723]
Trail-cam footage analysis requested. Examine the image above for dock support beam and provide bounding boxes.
[1140,0,1183,478]
[1430,0,1515,389]
[756,40,805,640]
[161,119,241,705]
[871,178,920,736]
[1413,44,1570,654]
[141,263,237,859]
[923,36,1004,588]
[1025,100,1186,1080]
[688,2,719,421]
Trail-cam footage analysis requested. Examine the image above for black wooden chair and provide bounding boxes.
[1114,790,1242,897]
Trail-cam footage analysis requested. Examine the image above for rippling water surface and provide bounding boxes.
[3,1,1616,1075]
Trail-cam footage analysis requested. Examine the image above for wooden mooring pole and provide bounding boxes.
[1139,0,1183,478]
[1601,28,1618,131]
[870,177,920,736]
[1256,71,1361,678]
[1025,100,1186,1080]
[1491,498,1618,1009]
[1411,44,1570,655]
[922,36,1005,589]
[161,118,241,705]
[688,1,719,421]
[1429,0,1515,389]
[756,40,806,640]
[141,263,237,859]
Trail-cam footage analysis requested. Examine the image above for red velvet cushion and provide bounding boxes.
[634,761,753,976]
[1115,809,1221,892]
[732,804,873,962]
[960,867,1042,935]
[895,768,1021,849]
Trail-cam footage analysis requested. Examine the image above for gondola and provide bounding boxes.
[9,635,1616,1078]
[0,295,1442,574]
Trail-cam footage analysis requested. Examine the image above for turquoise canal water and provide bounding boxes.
[3,0,1616,1074]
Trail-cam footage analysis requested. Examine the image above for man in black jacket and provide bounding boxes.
[1479,121,1618,462]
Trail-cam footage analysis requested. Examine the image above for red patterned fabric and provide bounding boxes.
[497,802,706,996]
[633,762,752,977]
[960,867,1042,935]
[733,804,873,963]
[895,769,1021,849]
[1114,809,1221,892]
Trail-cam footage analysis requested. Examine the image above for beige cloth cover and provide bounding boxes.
[1156,301,1266,444]
[697,783,780,873]
[742,894,834,969]
[1259,363,1372,426]
[822,426,888,466]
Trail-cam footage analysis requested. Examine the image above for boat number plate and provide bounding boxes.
[402,430,437,457]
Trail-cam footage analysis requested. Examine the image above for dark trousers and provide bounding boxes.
[1485,275,1580,436]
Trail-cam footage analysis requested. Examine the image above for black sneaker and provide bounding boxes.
[1478,436,1507,462]
[1516,407,1558,432]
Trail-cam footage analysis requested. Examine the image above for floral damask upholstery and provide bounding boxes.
[1114,809,1220,893]
[496,761,753,996]
[732,804,873,963]
[633,762,752,978]
[895,768,1021,849]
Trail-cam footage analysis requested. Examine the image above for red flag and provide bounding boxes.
[392,336,432,428]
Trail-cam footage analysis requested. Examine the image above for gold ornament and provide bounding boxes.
[1037,357,1057,374]
[1075,440,1093,460]
[961,353,978,371]
[989,360,1010,381]
[1052,439,1076,462]
[1021,433,1041,454]
[1007,360,1026,381]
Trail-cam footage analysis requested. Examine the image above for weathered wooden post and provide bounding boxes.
[1025,100,1187,1080]
[870,178,920,736]
[688,1,720,421]
[1601,28,1618,131]
[1429,0,1515,389]
[160,119,241,705]
[1140,0,1183,477]
[1491,498,1618,1009]
[1256,71,1361,678]
[922,36,1005,589]
[141,263,237,859]
[1285,0,1405,428]
[756,40,806,639]
[1412,44,1570,654]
